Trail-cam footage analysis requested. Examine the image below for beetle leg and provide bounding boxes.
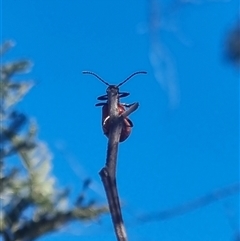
[103,115,110,126]
[121,103,135,108]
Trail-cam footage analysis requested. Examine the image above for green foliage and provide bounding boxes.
[0,41,108,241]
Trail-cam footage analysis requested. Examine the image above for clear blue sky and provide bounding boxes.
[2,0,239,240]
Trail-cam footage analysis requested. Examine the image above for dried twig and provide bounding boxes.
[137,182,240,223]
[99,86,139,241]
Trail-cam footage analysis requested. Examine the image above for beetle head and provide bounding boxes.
[82,70,147,101]
[97,85,130,101]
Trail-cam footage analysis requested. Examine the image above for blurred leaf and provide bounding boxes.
[0,40,15,55]
[0,81,34,110]
[226,24,240,66]
[1,60,32,79]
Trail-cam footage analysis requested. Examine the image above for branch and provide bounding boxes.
[99,168,126,241]
[99,86,138,241]
[136,182,240,223]
[7,197,32,228]
[13,207,108,241]
[121,103,139,119]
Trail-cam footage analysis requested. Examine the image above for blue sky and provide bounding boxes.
[2,0,239,241]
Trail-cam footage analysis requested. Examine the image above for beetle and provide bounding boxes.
[98,100,136,142]
[83,71,147,142]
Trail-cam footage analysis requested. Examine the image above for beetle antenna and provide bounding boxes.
[82,71,110,86]
[117,71,147,87]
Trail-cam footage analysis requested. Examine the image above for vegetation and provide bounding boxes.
[0,41,108,241]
